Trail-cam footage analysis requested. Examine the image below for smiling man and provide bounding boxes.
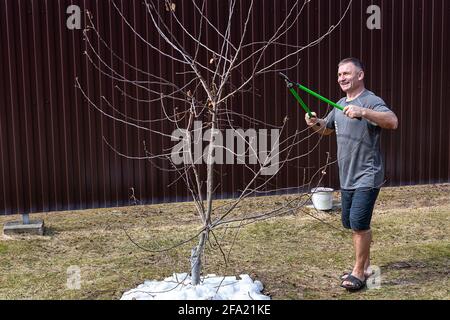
[304,58,398,291]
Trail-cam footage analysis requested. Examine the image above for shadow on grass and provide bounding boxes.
[380,258,450,286]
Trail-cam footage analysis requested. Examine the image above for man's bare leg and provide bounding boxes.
[342,229,372,286]
[342,230,372,279]
[364,230,372,274]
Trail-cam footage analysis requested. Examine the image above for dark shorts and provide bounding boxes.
[341,188,380,231]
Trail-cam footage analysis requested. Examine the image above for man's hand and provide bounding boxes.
[347,106,399,130]
[304,112,319,127]
[304,112,334,135]
[343,105,364,119]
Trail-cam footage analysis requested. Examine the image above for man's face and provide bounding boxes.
[337,62,364,93]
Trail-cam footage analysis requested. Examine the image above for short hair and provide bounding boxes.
[338,58,365,72]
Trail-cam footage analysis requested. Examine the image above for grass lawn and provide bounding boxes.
[0,184,449,300]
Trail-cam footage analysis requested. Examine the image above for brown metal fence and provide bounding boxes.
[1,0,449,215]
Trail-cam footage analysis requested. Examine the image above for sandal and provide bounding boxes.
[341,270,374,280]
[340,274,366,291]
[340,272,352,280]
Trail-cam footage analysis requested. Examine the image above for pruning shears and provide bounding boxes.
[279,72,360,120]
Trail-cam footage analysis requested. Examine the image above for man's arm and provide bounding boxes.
[305,112,334,136]
[344,105,398,130]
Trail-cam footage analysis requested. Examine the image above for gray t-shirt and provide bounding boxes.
[324,89,392,189]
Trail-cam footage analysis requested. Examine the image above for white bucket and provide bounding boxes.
[311,187,334,211]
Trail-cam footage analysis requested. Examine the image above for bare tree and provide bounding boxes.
[77,0,352,286]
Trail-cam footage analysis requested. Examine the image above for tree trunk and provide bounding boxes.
[190,230,207,285]
[190,102,217,285]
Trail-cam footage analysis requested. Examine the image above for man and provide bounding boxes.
[305,58,398,291]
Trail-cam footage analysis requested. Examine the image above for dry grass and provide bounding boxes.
[0,184,449,300]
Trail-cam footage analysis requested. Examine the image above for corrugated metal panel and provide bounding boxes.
[1,0,449,215]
